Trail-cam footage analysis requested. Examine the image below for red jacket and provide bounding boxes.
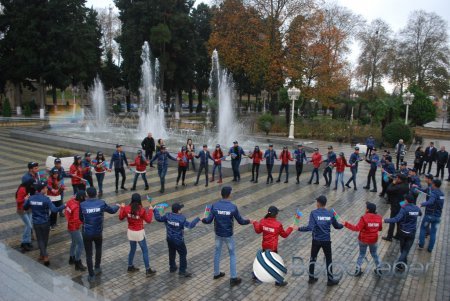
[212,149,224,165]
[333,157,350,172]
[177,152,189,167]
[129,156,148,172]
[16,186,28,211]
[47,176,65,196]
[311,152,322,168]
[119,205,153,231]
[94,159,107,173]
[253,217,293,252]
[280,150,293,165]
[70,164,83,185]
[249,150,263,164]
[344,213,383,244]
[64,197,83,231]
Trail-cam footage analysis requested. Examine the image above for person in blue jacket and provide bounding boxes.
[264,144,278,184]
[79,187,119,282]
[365,135,376,158]
[322,145,337,187]
[22,162,41,195]
[228,141,246,182]
[384,193,422,270]
[345,147,361,190]
[293,143,308,184]
[380,156,396,198]
[110,144,129,193]
[150,145,177,193]
[194,144,214,187]
[23,181,65,266]
[202,186,251,286]
[298,195,343,286]
[82,152,94,188]
[154,203,200,277]
[363,148,379,192]
[418,179,445,252]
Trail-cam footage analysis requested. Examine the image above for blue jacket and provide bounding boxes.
[409,175,421,188]
[299,208,343,241]
[79,199,119,236]
[53,166,72,184]
[23,193,65,225]
[81,159,93,176]
[366,137,375,148]
[202,199,250,237]
[293,149,307,164]
[383,162,396,175]
[154,210,200,242]
[229,146,245,161]
[398,167,409,176]
[21,172,40,185]
[150,152,177,168]
[195,150,213,165]
[385,203,421,234]
[349,152,361,171]
[110,151,128,169]
[264,149,278,165]
[324,152,337,165]
[421,188,445,217]
[368,154,379,170]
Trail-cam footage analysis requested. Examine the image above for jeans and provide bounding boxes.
[167,238,187,273]
[266,164,274,182]
[72,184,86,195]
[133,172,149,188]
[212,164,222,180]
[436,164,445,179]
[95,173,105,193]
[50,200,62,226]
[295,162,303,182]
[34,223,50,257]
[114,167,126,189]
[83,234,103,276]
[419,215,440,251]
[189,157,196,171]
[335,172,344,189]
[346,168,357,188]
[357,241,380,267]
[251,163,260,181]
[214,235,237,278]
[19,211,32,244]
[129,238,150,269]
[196,163,209,184]
[309,168,319,183]
[177,166,187,184]
[83,174,94,188]
[309,240,333,280]
[387,206,400,238]
[69,230,84,261]
[158,166,168,185]
[323,166,332,185]
[366,168,377,190]
[278,164,289,182]
[231,159,241,180]
[398,231,415,264]
[396,155,404,171]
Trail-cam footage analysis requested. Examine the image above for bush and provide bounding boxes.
[52,149,74,158]
[2,98,12,117]
[24,103,32,117]
[382,121,412,146]
[258,113,274,135]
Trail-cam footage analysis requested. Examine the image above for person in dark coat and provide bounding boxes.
[141,132,156,167]
[414,146,425,175]
[422,142,437,174]
[435,146,448,180]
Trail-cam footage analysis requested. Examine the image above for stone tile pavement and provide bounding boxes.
[0,128,449,301]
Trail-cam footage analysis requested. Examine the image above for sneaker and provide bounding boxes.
[130,187,136,191]
[382,236,392,242]
[363,186,369,189]
[327,278,339,286]
[355,269,363,277]
[146,268,156,277]
[345,184,351,188]
[275,281,288,287]
[230,277,242,286]
[169,267,178,273]
[121,186,128,191]
[213,272,225,279]
[127,266,140,273]
[179,272,192,277]
[276,179,281,183]
[284,181,288,183]
[43,257,50,266]
[144,186,149,190]
[314,182,319,185]
[87,275,96,282]
[75,260,86,271]
[354,187,358,191]
[94,267,102,275]
[308,277,318,284]
[69,256,75,265]
[370,189,377,192]
[417,245,424,249]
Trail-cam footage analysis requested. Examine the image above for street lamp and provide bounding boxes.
[402,91,414,125]
[261,90,268,113]
[350,93,357,125]
[442,95,448,128]
[287,87,300,139]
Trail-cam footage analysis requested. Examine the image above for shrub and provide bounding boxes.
[2,98,12,117]
[24,103,32,117]
[52,149,74,158]
[382,121,412,146]
[258,113,274,135]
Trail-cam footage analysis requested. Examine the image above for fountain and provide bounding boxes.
[209,50,243,147]
[86,77,108,132]
[137,41,167,139]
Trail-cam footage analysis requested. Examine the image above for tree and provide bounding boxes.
[97,6,121,62]
[407,85,437,126]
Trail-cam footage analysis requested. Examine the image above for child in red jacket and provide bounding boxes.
[130,150,149,191]
[64,190,86,271]
[249,146,264,183]
[211,144,224,183]
[176,146,189,187]
[48,168,65,229]
[333,152,351,191]
[277,146,294,183]
[253,206,294,286]
[344,202,382,276]
[308,148,322,184]
[119,193,155,276]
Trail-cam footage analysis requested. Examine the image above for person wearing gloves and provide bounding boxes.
[202,186,251,286]
[252,206,294,286]
[298,195,343,286]
[211,144,225,183]
[130,150,149,191]
[79,187,119,282]
[322,145,337,187]
[344,202,382,276]
[308,148,322,185]
[264,144,278,184]
[384,193,422,271]
[194,144,214,187]
[277,146,294,183]
[176,146,190,187]
[249,146,264,183]
[150,145,177,193]
[154,202,200,277]
[65,190,86,271]
[293,143,308,184]
[23,181,66,266]
[119,193,155,277]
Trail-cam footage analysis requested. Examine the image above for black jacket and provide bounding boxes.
[436,150,449,165]
[387,182,409,209]
[141,137,156,152]
[424,146,437,162]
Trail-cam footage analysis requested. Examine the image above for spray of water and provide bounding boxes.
[86,76,108,132]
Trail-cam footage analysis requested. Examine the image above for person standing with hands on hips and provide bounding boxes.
[110,144,129,193]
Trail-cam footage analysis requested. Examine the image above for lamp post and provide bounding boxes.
[350,93,357,125]
[261,90,268,113]
[402,91,414,125]
[310,98,317,117]
[287,87,300,139]
[442,95,448,128]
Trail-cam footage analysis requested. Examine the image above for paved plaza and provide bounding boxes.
[0,128,449,301]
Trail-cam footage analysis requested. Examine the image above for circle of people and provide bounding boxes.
[15,135,447,287]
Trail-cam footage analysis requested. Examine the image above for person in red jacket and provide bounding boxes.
[277,146,294,183]
[65,190,86,271]
[211,144,224,183]
[16,181,33,252]
[308,148,323,184]
[333,152,351,191]
[47,168,65,229]
[70,155,86,194]
[130,150,149,191]
[249,146,264,183]
[176,146,189,187]
[252,206,294,286]
[119,193,155,277]
[344,202,382,276]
